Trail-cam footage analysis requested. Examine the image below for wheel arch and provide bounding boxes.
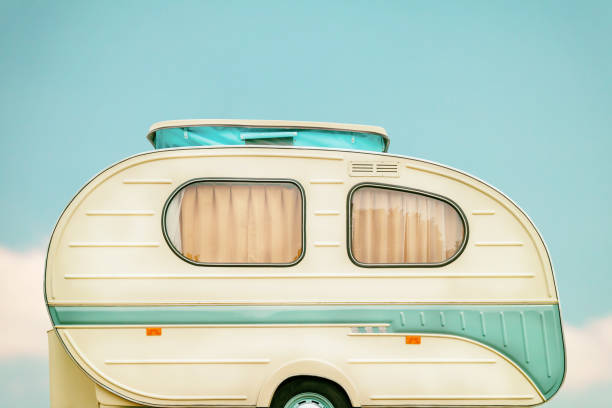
[257,359,359,408]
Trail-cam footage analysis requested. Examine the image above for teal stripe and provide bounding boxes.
[49,304,565,400]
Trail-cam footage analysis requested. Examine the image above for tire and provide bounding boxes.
[270,378,351,408]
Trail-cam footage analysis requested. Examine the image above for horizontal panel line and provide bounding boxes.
[63,272,535,279]
[475,242,524,247]
[48,300,559,306]
[56,323,390,329]
[349,333,415,337]
[105,358,270,365]
[172,395,247,401]
[68,242,160,248]
[472,210,496,215]
[348,358,496,364]
[85,210,155,216]
[314,210,341,216]
[313,241,341,247]
[310,179,344,184]
[123,179,172,184]
[369,395,534,400]
[178,153,344,161]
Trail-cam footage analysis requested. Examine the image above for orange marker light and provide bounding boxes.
[405,335,421,344]
[146,327,162,336]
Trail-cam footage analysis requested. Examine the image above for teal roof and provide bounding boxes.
[147,120,389,152]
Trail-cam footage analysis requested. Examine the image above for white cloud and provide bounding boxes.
[0,247,50,357]
[563,316,612,391]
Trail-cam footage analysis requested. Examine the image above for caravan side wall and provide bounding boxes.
[45,146,565,407]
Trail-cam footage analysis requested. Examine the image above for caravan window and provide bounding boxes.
[164,179,304,265]
[349,184,466,266]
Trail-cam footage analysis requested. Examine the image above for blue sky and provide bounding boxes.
[1,1,611,406]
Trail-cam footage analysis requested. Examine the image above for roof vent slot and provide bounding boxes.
[350,162,375,175]
[350,161,399,177]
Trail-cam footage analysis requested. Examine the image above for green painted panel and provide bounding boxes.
[49,304,565,400]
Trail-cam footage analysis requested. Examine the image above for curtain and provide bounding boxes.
[174,182,302,264]
[351,187,464,264]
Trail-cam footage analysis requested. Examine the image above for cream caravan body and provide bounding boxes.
[45,120,565,408]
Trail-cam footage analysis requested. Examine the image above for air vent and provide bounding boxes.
[350,161,400,177]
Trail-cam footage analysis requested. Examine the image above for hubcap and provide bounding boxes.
[284,392,334,408]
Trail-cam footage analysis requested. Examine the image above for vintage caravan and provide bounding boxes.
[45,120,565,408]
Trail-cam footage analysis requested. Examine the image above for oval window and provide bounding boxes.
[349,185,466,265]
[165,180,304,265]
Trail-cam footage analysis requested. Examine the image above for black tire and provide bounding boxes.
[270,377,351,408]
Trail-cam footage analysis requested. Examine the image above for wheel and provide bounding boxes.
[270,378,351,408]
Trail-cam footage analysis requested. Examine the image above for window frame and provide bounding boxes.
[162,177,306,267]
[346,182,469,268]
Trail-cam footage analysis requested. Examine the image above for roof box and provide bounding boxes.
[147,119,389,152]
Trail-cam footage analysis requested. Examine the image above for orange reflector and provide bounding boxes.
[405,335,421,344]
[146,327,162,336]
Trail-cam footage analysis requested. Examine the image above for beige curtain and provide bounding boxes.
[351,187,464,264]
[177,182,302,263]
